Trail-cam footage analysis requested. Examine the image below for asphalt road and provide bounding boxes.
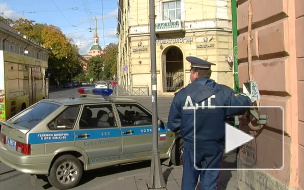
[0,86,174,190]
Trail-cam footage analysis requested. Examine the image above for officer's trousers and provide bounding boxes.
[181,144,224,190]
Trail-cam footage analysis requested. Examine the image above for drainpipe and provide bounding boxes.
[231,0,239,92]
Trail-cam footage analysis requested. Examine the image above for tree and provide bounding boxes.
[12,18,46,43]
[87,56,104,81]
[4,18,83,86]
[103,43,118,79]
[13,18,35,35]
[0,16,14,26]
[32,23,46,43]
[41,25,72,59]
[41,25,83,84]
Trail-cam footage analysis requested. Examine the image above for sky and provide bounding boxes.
[0,0,119,55]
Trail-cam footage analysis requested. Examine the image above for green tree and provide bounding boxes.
[32,23,46,43]
[103,43,118,79]
[0,16,14,25]
[4,17,83,86]
[9,18,46,44]
[41,25,82,84]
[87,56,104,81]
[13,18,34,35]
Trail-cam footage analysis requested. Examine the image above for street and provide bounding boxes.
[0,87,239,190]
[0,157,155,190]
[0,86,175,190]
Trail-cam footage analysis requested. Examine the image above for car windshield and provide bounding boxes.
[9,102,60,130]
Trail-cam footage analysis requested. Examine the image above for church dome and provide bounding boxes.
[90,44,102,50]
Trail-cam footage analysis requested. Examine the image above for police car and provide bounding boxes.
[0,88,182,189]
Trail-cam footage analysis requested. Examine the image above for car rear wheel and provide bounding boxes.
[48,155,83,190]
[171,138,184,166]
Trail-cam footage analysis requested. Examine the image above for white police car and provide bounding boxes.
[0,88,182,189]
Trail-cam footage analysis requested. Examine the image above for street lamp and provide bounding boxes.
[148,0,166,189]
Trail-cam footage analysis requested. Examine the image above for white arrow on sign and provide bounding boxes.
[225,123,254,154]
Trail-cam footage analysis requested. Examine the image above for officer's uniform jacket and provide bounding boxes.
[168,78,252,150]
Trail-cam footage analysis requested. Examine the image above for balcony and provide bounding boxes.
[155,19,184,33]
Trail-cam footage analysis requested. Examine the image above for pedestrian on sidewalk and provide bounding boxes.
[167,56,251,190]
[112,80,117,94]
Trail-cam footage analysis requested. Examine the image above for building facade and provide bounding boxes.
[236,0,303,189]
[117,0,234,95]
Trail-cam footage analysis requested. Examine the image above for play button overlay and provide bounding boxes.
[225,123,254,154]
[193,107,284,170]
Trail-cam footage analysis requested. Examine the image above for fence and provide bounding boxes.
[165,71,184,92]
[115,85,149,96]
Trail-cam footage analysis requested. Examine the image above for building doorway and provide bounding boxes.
[162,46,184,92]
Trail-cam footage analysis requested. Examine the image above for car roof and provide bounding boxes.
[41,95,137,106]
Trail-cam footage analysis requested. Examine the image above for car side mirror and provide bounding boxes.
[158,119,165,128]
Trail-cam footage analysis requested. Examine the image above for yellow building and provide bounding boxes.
[117,0,234,95]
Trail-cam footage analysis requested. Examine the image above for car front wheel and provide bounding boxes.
[48,155,83,190]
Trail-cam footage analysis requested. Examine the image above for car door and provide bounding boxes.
[114,103,155,160]
[74,104,122,166]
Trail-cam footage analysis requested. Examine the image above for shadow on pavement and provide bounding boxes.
[78,160,151,186]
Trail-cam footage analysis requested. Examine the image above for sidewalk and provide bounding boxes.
[100,159,239,190]
[102,96,239,190]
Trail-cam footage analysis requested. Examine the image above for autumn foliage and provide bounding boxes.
[1,17,117,85]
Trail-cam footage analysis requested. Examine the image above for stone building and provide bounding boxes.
[236,0,303,189]
[117,0,234,95]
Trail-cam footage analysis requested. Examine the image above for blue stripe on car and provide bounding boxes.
[29,131,74,144]
[28,125,168,144]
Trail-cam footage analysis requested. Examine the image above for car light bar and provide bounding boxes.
[92,88,113,96]
[78,88,113,97]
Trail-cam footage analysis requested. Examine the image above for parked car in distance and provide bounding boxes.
[95,81,108,89]
[72,81,81,87]
[0,88,183,189]
[63,82,72,88]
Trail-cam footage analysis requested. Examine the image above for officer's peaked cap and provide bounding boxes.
[186,56,216,69]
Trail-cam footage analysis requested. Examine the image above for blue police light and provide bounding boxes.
[92,88,113,96]
[78,88,113,97]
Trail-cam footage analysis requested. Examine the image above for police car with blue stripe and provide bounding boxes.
[0,88,179,189]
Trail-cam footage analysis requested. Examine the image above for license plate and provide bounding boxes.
[7,137,16,148]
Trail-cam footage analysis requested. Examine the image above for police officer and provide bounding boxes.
[168,56,252,190]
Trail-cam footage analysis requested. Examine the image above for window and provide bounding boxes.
[115,104,152,127]
[162,1,181,20]
[48,106,80,130]
[9,102,60,130]
[79,104,116,129]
